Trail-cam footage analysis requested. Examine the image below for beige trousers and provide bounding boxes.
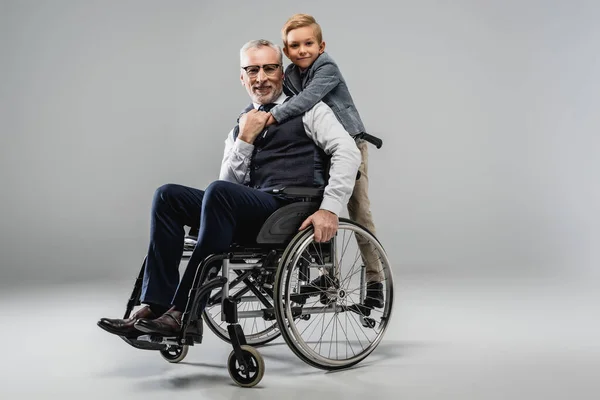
[346,140,383,283]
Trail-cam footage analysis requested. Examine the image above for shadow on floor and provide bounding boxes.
[115,339,437,392]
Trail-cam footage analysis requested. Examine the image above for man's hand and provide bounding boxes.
[299,209,339,243]
[238,110,269,144]
[265,113,277,126]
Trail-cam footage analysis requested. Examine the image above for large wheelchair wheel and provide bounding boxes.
[273,219,394,370]
[202,263,281,346]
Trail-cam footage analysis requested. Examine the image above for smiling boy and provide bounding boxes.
[268,14,384,308]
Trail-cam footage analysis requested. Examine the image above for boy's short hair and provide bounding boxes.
[281,13,323,47]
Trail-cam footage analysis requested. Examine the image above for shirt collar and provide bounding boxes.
[252,91,287,109]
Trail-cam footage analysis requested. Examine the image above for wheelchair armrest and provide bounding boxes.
[268,186,324,198]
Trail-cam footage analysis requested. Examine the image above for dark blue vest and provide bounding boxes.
[233,100,328,191]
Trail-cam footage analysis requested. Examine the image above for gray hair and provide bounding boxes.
[239,39,283,66]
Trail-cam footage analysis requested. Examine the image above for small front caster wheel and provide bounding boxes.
[160,345,189,363]
[227,345,265,387]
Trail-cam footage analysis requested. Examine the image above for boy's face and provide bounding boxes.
[284,25,325,70]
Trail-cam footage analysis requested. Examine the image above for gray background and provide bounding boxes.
[1,0,598,287]
[2,1,600,398]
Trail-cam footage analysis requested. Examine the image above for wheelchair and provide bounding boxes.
[118,133,394,388]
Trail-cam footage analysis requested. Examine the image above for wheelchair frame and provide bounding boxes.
[117,134,393,387]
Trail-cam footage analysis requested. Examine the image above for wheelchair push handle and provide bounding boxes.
[355,132,383,149]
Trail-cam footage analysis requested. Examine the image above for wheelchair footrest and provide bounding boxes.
[182,319,203,342]
[120,336,168,351]
[182,334,202,345]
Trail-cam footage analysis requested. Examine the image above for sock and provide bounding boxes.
[145,302,170,315]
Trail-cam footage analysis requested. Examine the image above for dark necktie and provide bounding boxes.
[258,103,277,112]
[237,103,277,123]
[254,103,277,144]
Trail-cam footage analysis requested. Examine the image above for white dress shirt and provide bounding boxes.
[219,92,360,216]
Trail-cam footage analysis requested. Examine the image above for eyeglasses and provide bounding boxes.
[241,64,282,77]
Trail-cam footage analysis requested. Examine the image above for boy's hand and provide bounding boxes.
[265,113,277,126]
[238,110,269,144]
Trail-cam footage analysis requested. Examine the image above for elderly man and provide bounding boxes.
[97,39,360,338]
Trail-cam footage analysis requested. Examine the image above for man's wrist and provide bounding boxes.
[319,197,342,217]
[238,133,255,144]
[234,136,255,152]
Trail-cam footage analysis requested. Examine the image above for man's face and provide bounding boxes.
[240,46,284,104]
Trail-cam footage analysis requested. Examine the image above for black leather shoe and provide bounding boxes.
[97,305,157,337]
[135,310,181,337]
[301,274,339,305]
[363,282,384,309]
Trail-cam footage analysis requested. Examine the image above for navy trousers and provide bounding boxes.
[140,180,286,311]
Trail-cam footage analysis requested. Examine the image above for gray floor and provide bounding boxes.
[1,273,598,399]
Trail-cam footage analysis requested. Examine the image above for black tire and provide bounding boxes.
[227,345,265,388]
[159,345,189,363]
[273,220,394,371]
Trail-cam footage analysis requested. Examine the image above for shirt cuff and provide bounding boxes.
[270,107,283,123]
[234,138,254,156]
[319,196,343,217]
